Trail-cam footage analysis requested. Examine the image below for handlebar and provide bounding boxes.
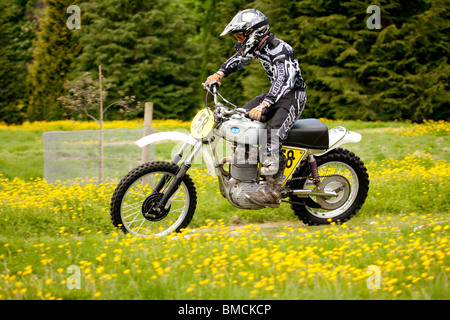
[202,82,219,105]
[211,84,219,104]
[202,82,239,109]
[220,107,248,116]
[202,82,266,122]
[210,83,219,94]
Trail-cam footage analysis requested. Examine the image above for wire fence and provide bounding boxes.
[43,128,155,183]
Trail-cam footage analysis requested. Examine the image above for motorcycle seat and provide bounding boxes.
[284,119,329,149]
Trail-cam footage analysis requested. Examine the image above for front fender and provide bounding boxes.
[136,132,216,177]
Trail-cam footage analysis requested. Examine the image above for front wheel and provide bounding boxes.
[289,148,369,225]
[110,161,197,237]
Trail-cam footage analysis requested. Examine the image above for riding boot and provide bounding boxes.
[246,154,287,208]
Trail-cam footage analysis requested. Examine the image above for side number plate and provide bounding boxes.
[282,147,307,182]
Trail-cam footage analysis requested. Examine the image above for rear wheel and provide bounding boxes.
[289,148,369,225]
[110,161,197,237]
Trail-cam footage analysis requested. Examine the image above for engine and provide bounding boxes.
[223,143,265,209]
[216,117,268,209]
[230,144,258,181]
[228,179,266,210]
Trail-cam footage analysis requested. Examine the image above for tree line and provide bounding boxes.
[0,0,448,124]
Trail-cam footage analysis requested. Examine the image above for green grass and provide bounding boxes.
[0,130,44,180]
[0,120,449,300]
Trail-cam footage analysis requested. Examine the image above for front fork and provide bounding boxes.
[151,141,189,194]
[152,141,203,213]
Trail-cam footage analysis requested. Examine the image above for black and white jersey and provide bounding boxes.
[219,33,305,105]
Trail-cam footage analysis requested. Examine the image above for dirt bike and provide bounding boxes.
[110,84,369,237]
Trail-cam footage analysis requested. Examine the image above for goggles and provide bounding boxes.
[234,33,245,43]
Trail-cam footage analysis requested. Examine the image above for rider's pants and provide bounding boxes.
[243,89,307,175]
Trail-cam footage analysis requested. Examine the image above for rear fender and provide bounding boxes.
[314,127,361,156]
[328,126,361,149]
[136,132,216,177]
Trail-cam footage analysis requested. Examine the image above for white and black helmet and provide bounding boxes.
[220,9,270,57]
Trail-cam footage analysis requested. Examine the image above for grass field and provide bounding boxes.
[0,119,448,300]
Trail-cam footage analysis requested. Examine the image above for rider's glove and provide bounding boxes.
[204,71,224,89]
[249,101,271,121]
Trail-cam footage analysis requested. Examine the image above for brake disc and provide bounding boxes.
[315,175,351,210]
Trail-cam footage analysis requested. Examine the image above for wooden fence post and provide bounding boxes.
[142,102,153,164]
[99,65,104,183]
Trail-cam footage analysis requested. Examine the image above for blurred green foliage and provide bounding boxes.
[0,0,448,123]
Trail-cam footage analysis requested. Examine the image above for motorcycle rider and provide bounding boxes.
[205,9,306,208]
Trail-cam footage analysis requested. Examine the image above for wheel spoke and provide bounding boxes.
[123,208,141,219]
[121,202,142,214]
